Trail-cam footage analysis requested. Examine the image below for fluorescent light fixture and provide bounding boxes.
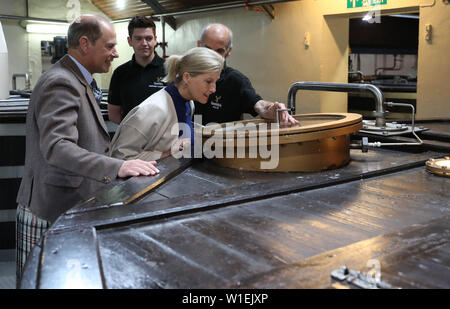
[390,14,419,20]
[362,12,374,22]
[26,23,69,34]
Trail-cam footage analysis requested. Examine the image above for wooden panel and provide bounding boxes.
[92,166,449,288]
[239,214,450,289]
[19,133,450,289]
[92,0,154,20]
[38,228,105,289]
[90,0,268,20]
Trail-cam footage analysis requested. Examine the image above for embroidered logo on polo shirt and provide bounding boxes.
[149,77,165,88]
[211,95,222,110]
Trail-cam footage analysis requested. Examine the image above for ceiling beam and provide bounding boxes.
[150,0,294,18]
[141,0,177,30]
[260,4,275,20]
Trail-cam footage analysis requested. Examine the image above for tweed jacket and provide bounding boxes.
[109,88,194,161]
[16,55,124,222]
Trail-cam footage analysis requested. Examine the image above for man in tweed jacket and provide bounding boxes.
[15,15,159,281]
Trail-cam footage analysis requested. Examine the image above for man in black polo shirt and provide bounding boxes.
[108,16,165,124]
[195,23,297,126]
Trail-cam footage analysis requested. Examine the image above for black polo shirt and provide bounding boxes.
[108,52,165,118]
[194,64,261,125]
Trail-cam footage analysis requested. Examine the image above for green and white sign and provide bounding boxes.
[347,0,387,8]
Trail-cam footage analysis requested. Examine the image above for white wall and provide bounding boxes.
[2,0,449,119]
[0,0,27,16]
[416,0,450,120]
[108,2,327,114]
[0,19,28,90]
[0,0,105,91]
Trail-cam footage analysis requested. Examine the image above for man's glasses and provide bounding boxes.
[202,43,228,56]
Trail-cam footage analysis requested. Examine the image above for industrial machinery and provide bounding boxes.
[201,112,362,172]
[13,82,450,289]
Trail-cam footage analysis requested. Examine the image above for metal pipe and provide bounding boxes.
[0,99,29,103]
[348,71,364,81]
[12,73,31,90]
[287,81,386,127]
[374,102,423,146]
[150,0,295,18]
[275,107,292,126]
[357,102,423,149]
[0,14,67,24]
[161,16,166,58]
[26,0,29,19]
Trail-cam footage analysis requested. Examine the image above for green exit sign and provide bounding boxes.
[347,0,387,8]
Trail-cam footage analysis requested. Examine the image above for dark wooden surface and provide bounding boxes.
[92,166,449,288]
[20,143,450,289]
[239,214,450,289]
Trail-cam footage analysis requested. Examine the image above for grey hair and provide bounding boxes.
[199,24,233,51]
[163,47,224,84]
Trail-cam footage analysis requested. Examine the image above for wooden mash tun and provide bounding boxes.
[200,113,363,172]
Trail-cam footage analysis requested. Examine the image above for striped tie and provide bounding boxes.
[90,79,103,106]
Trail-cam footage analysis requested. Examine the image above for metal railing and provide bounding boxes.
[287,81,387,127]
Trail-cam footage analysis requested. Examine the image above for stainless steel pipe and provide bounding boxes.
[287,81,386,127]
[12,73,31,90]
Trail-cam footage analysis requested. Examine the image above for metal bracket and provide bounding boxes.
[350,137,369,153]
[275,107,293,126]
[260,4,275,19]
[331,265,398,289]
[360,102,426,148]
[142,0,177,30]
[245,2,275,20]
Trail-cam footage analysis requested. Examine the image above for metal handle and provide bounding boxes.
[367,102,423,148]
[275,107,294,126]
[287,81,386,127]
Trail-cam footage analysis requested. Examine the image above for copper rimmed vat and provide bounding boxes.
[200,113,363,172]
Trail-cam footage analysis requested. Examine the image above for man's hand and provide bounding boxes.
[269,102,298,125]
[118,159,159,178]
[255,100,298,125]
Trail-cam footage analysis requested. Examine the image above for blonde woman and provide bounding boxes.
[109,47,224,161]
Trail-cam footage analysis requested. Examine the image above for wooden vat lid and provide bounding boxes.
[200,113,363,145]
